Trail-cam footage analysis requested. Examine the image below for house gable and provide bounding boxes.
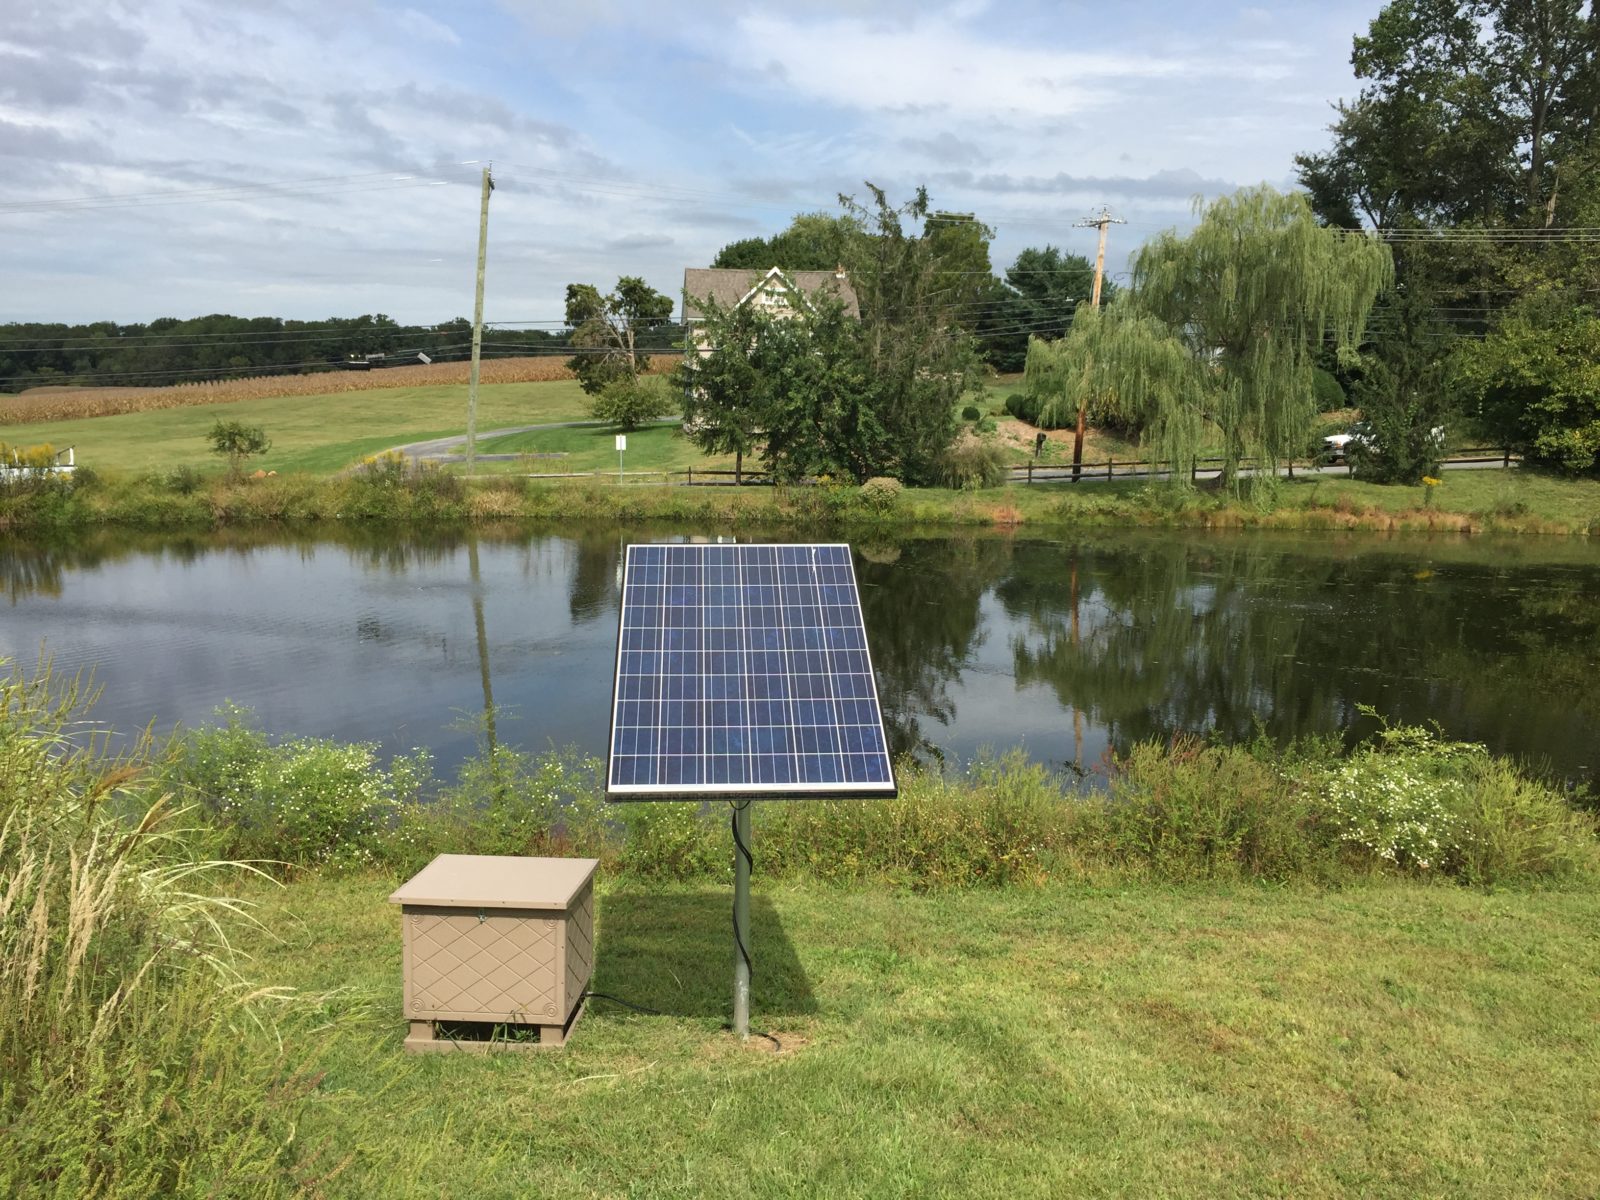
[681,267,860,324]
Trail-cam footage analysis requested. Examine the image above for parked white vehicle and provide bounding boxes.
[1321,423,1444,464]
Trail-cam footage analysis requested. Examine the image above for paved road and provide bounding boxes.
[388,423,1516,483]
[388,418,680,466]
[1015,456,1515,486]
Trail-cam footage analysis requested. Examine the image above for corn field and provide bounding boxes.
[0,353,679,425]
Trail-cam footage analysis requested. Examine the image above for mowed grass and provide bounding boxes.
[241,875,1600,1199]
[475,419,737,476]
[0,379,595,475]
[1288,467,1600,529]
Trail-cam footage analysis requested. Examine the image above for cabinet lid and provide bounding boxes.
[388,855,598,909]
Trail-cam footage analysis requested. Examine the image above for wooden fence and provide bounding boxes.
[480,447,1522,488]
[1008,446,1520,485]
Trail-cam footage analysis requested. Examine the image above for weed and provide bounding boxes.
[0,666,314,1196]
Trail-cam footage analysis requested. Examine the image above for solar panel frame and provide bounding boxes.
[605,543,898,801]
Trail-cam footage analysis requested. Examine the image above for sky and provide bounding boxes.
[0,0,1383,328]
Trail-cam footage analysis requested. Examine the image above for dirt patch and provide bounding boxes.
[993,415,1137,462]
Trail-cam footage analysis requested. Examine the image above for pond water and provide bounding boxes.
[2,525,1597,785]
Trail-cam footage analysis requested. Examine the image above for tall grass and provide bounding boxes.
[7,466,1595,537]
[161,705,1599,891]
[0,667,318,1197]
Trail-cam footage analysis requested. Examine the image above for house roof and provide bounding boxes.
[681,266,860,322]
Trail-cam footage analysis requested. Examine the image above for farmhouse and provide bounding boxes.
[681,266,859,356]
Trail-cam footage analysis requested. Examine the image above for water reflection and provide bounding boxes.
[855,536,1013,762]
[1,527,1596,784]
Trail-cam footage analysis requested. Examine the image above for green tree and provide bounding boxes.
[1130,186,1394,492]
[676,298,766,481]
[710,213,863,270]
[1458,292,1600,471]
[564,278,674,396]
[1297,0,1600,229]
[757,303,888,483]
[923,210,996,318]
[978,246,1104,372]
[838,184,982,485]
[1026,299,1205,478]
[1345,284,1455,482]
[207,420,270,480]
[682,298,886,483]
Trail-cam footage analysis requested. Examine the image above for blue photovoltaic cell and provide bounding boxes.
[606,543,896,799]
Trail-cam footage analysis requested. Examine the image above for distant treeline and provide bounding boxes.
[0,313,685,393]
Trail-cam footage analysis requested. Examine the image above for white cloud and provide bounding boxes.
[726,10,1194,120]
[0,0,1373,324]
[396,8,462,46]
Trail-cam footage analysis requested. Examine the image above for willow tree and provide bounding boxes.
[1026,299,1205,480]
[1132,185,1393,491]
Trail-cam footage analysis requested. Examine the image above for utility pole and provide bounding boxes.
[1068,206,1125,478]
[465,165,495,475]
[1076,205,1124,307]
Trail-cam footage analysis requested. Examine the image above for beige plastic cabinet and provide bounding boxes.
[389,854,597,1052]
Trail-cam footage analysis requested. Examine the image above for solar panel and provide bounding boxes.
[606,543,897,799]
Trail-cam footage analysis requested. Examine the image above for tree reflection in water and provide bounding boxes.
[0,527,1595,784]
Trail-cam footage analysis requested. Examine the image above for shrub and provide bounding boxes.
[858,476,903,515]
[351,451,465,507]
[165,464,205,494]
[961,404,983,421]
[780,478,854,523]
[589,375,674,431]
[1312,366,1346,412]
[0,440,58,468]
[617,803,725,878]
[354,449,412,485]
[1453,758,1599,884]
[1319,713,1485,872]
[936,439,1010,489]
[1094,739,1333,881]
[1004,391,1041,423]
[403,740,609,872]
[761,752,1063,887]
[165,705,430,870]
[976,416,997,434]
[207,420,271,480]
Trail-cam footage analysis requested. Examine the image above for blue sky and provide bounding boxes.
[0,0,1382,326]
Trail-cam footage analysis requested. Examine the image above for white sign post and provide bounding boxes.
[615,433,626,483]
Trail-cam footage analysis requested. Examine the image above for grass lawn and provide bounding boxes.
[474,419,737,476]
[1284,467,1600,529]
[4,370,1595,534]
[0,380,594,476]
[241,875,1600,1198]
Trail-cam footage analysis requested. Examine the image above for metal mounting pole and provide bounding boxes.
[732,802,752,1040]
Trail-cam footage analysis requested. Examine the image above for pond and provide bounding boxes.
[2,524,1597,785]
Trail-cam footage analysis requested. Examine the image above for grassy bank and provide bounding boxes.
[3,460,1597,536]
[5,670,1598,1197]
[241,874,1600,1199]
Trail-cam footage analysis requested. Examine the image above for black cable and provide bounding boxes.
[724,800,784,1050]
[580,990,662,1015]
[730,799,753,982]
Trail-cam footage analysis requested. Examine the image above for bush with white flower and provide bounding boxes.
[1320,707,1486,871]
